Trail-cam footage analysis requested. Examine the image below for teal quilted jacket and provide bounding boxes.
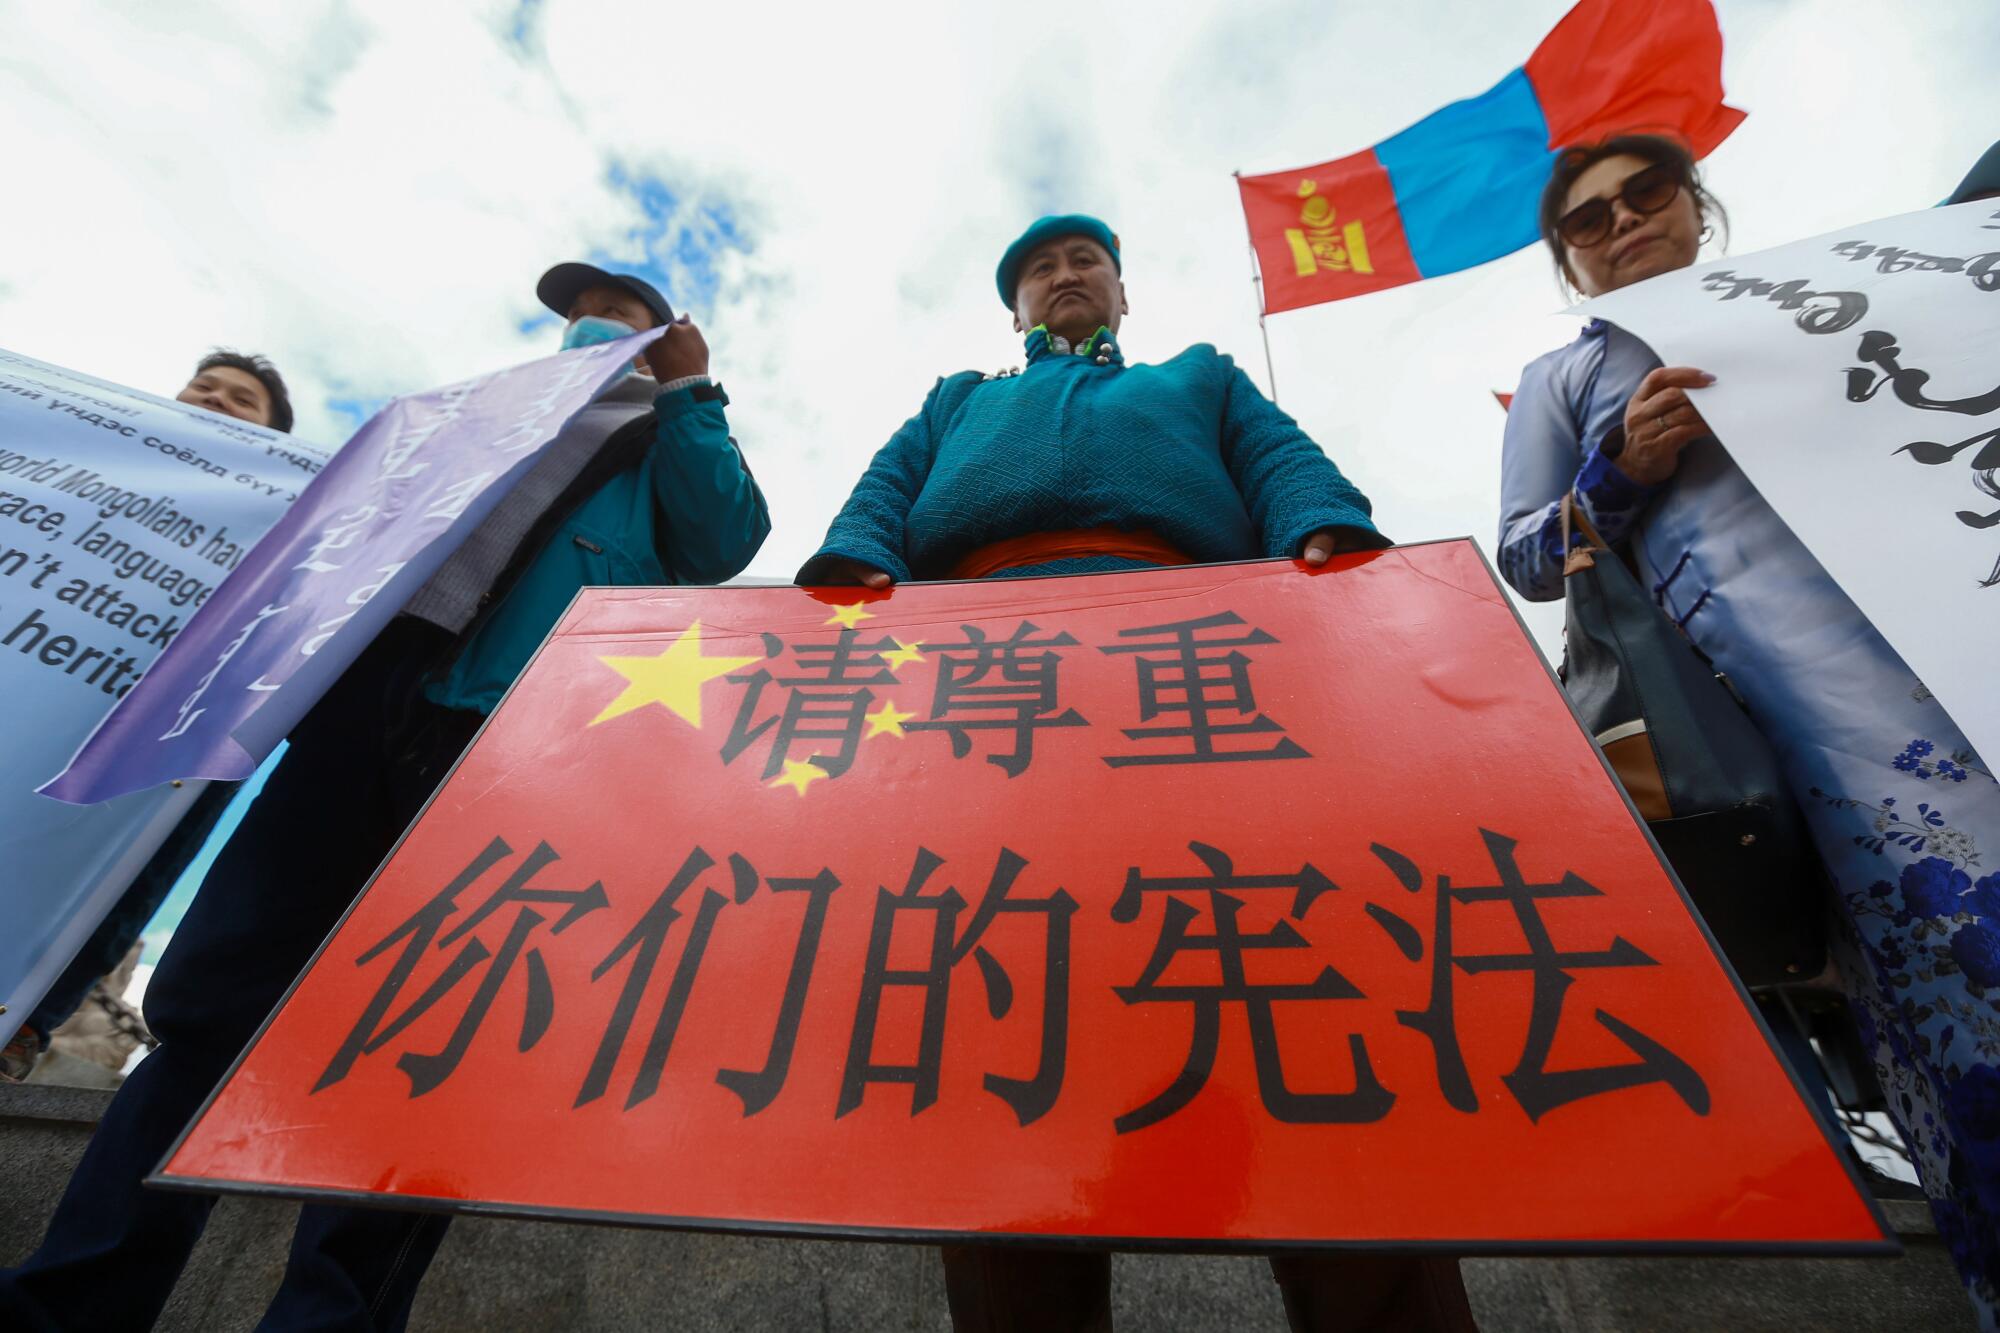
[799,326,1385,583]
[429,381,769,712]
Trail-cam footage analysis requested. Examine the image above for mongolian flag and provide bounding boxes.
[1237,0,1745,314]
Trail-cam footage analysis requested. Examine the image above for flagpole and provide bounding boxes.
[1255,309,1277,405]
[1233,171,1279,404]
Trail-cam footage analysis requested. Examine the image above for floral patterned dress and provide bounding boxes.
[1500,319,2000,1327]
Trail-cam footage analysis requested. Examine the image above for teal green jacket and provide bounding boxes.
[798,327,1384,583]
[427,382,769,713]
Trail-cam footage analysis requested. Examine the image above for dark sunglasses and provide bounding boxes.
[1557,162,1684,249]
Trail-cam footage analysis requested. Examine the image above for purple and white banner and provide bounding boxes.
[42,328,663,805]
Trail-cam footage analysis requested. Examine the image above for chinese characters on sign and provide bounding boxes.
[306,827,1707,1138]
[706,605,1311,791]
[161,548,1883,1251]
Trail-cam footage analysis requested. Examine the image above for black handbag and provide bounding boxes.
[1558,495,1826,986]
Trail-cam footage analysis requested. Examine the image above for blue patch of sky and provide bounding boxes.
[517,310,561,338]
[310,167,749,444]
[505,0,544,54]
[326,393,390,438]
[1012,120,1091,218]
[594,163,750,318]
[138,744,287,965]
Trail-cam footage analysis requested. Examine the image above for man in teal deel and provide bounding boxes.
[800,213,1388,589]
[802,219,1478,1333]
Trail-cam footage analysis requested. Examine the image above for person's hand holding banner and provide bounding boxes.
[643,314,710,383]
[1615,367,1718,485]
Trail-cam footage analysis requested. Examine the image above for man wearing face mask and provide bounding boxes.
[402,264,765,709]
[0,265,769,1333]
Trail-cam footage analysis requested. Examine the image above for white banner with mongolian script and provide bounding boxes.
[1580,201,2000,766]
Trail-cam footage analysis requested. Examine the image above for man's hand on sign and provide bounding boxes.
[1616,366,1716,486]
[644,314,710,382]
[1299,526,1378,566]
[814,558,894,589]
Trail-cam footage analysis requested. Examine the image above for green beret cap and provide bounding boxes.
[996,214,1120,307]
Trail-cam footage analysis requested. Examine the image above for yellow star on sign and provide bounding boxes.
[770,757,829,796]
[824,600,875,629]
[880,638,924,671]
[590,621,759,728]
[864,700,916,738]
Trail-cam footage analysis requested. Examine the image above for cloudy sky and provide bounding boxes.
[3,0,1996,649]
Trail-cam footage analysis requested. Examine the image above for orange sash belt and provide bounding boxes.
[949,526,1193,580]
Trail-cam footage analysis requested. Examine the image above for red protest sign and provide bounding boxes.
[156,543,1887,1253]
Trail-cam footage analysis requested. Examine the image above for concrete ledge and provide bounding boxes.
[0,1082,115,1127]
[1,1082,1972,1331]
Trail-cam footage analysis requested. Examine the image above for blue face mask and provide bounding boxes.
[560,315,637,351]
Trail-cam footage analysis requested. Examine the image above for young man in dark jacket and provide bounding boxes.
[0,265,770,1332]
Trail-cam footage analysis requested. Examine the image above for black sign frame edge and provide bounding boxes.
[141,1170,1903,1259]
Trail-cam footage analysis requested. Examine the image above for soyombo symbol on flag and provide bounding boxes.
[1237,0,1744,313]
[157,546,1885,1251]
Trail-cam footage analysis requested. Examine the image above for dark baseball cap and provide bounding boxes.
[536,262,674,328]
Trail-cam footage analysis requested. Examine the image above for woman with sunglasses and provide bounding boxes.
[1498,133,2000,1328]
[1497,135,1726,608]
